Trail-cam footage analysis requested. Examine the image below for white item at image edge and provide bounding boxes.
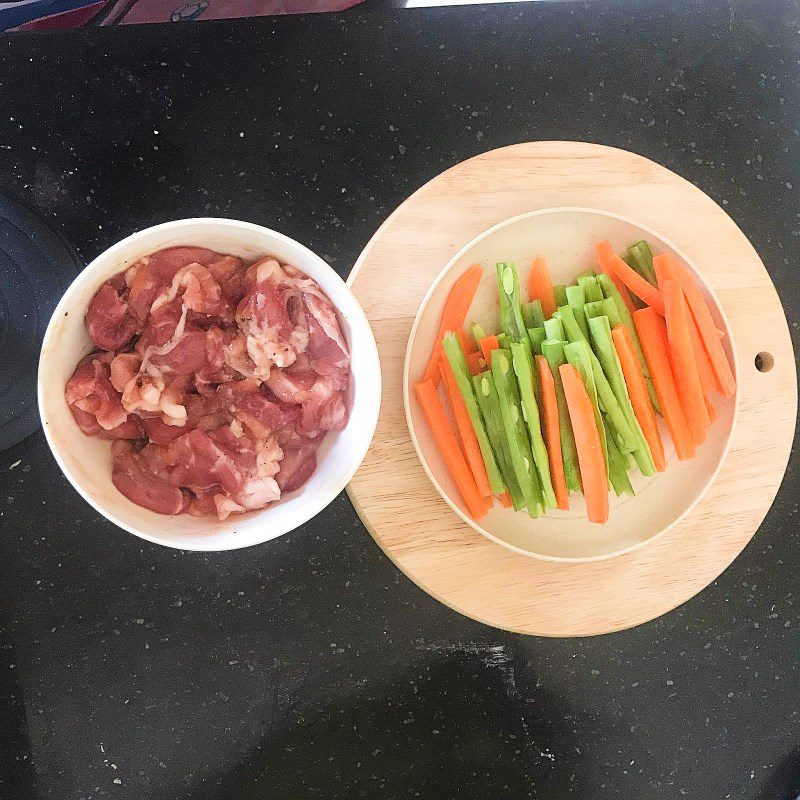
[403,207,738,563]
[39,218,382,551]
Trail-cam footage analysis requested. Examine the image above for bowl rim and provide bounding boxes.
[402,205,740,563]
[39,217,382,552]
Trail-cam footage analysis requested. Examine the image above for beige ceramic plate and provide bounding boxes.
[403,207,738,562]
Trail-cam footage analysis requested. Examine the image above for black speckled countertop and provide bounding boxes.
[0,2,799,798]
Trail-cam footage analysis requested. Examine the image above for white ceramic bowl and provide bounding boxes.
[39,218,381,551]
[404,207,738,562]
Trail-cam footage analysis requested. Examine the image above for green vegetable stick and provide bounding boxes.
[564,340,609,474]
[554,305,637,452]
[522,299,545,329]
[590,352,638,453]
[583,300,602,320]
[553,284,568,308]
[625,240,657,286]
[565,284,590,339]
[543,316,565,341]
[497,262,527,342]
[588,316,656,477]
[473,372,524,510]
[510,340,557,510]
[596,272,663,416]
[607,435,634,496]
[552,305,585,344]
[491,349,543,518]
[472,322,487,343]
[578,274,603,303]
[497,332,510,349]
[443,333,505,494]
[584,298,622,327]
[541,340,582,494]
[528,327,546,355]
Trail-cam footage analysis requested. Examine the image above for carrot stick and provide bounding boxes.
[654,253,718,395]
[529,256,556,319]
[633,308,696,461]
[677,268,737,398]
[414,380,490,519]
[457,329,477,355]
[536,355,569,510]
[423,265,483,382]
[662,279,709,446]
[498,491,513,509]
[439,361,492,498]
[596,241,665,315]
[687,310,718,395]
[611,325,666,472]
[560,364,609,524]
[652,252,679,287]
[595,241,636,314]
[704,395,717,424]
[465,351,485,376]
[478,335,500,364]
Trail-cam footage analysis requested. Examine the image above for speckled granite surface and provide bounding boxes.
[0,2,798,798]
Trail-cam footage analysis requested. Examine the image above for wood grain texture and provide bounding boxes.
[346,141,797,637]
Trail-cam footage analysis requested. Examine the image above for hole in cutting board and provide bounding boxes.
[755,351,774,373]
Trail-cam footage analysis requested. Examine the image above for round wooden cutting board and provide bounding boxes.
[346,141,796,637]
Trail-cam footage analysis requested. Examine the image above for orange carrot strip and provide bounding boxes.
[677,268,737,398]
[535,355,569,509]
[655,254,718,395]
[688,311,718,395]
[414,380,489,519]
[652,252,679,287]
[704,395,717,424]
[423,265,483,382]
[662,279,709,446]
[478,335,500,364]
[529,256,556,318]
[465,351,485,377]
[611,325,666,472]
[598,244,665,315]
[498,491,513,509]
[439,362,492,499]
[633,308,696,461]
[655,253,720,394]
[595,240,637,313]
[560,364,609,524]
[458,328,478,355]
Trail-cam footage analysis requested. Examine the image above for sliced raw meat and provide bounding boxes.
[111,441,186,515]
[85,277,140,351]
[299,376,349,436]
[109,352,142,394]
[150,330,213,376]
[207,254,246,305]
[127,246,221,322]
[213,494,246,520]
[66,354,129,431]
[70,406,143,440]
[265,358,317,404]
[166,429,243,495]
[138,298,185,350]
[276,440,318,493]
[216,380,299,437]
[140,416,189,445]
[303,292,350,386]
[151,263,231,320]
[235,258,310,378]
